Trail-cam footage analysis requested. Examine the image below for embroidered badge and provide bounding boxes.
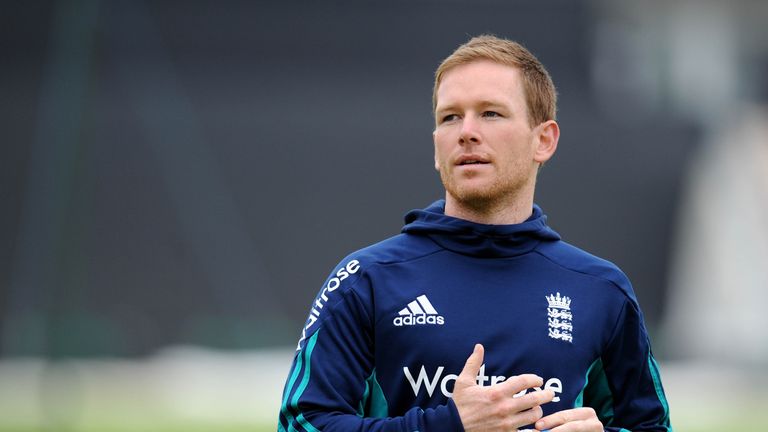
[546,292,573,343]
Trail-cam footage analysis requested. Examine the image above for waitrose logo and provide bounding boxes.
[403,364,563,401]
[296,259,361,350]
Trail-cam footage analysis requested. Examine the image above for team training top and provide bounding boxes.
[279,200,672,432]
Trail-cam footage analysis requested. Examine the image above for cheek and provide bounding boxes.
[435,150,450,171]
[433,134,452,164]
[497,132,535,159]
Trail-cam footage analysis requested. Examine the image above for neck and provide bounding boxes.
[444,191,535,225]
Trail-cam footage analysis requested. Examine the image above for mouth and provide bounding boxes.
[458,160,489,166]
[456,155,491,166]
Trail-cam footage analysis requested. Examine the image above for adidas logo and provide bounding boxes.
[393,295,445,326]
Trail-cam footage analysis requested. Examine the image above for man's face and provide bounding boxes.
[433,60,552,208]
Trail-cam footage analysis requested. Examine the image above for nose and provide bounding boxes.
[458,116,480,145]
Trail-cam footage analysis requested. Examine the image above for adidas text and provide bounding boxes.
[393,315,445,326]
[393,294,445,326]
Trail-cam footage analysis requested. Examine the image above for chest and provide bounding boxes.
[368,255,617,412]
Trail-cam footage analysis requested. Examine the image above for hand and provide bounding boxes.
[534,407,603,431]
[453,344,555,432]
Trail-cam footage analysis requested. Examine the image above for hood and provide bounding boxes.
[402,200,561,258]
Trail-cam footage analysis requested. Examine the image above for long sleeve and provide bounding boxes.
[277,258,464,432]
[581,296,672,432]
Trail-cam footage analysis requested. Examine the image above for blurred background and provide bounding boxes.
[2,0,767,430]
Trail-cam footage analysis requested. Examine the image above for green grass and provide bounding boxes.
[2,418,768,432]
[0,424,274,432]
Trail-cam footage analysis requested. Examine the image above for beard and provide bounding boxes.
[438,164,533,213]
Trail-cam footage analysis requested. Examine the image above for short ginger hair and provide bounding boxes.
[433,35,557,127]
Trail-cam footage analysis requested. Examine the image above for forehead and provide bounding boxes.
[435,60,525,110]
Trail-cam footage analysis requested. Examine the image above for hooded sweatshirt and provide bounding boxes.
[278,200,672,432]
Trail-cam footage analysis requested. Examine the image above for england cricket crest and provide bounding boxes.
[546,292,573,343]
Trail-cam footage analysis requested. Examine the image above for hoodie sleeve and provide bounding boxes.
[277,258,465,432]
[582,294,672,432]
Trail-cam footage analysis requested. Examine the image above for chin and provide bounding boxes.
[440,170,520,205]
[443,175,524,209]
[446,184,501,206]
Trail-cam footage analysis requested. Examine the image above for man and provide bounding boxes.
[278,35,672,432]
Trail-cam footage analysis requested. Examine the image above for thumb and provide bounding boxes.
[457,343,484,385]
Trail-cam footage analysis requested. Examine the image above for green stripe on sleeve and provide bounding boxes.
[357,378,370,417]
[358,369,388,418]
[279,349,305,430]
[290,332,321,432]
[648,354,673,431]
[279,331,321,432]
[574,357,615,425]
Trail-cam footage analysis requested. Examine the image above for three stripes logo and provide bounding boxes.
[393,295,445,326]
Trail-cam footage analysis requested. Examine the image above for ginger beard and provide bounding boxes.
[436,145,538,213]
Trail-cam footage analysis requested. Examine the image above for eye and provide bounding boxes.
[440,114,459,123]
[482,111,501,118]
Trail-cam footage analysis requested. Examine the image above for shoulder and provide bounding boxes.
[534,240,638,303]
[318,232,442,296]
[338,232,443,270]
[303,233,441,334]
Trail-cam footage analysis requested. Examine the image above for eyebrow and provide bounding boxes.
[475,100,507,109]
[435,99,508,114]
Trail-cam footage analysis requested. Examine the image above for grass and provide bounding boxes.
[0,424,274,432]
[2,353,766,432]
[2,417,768,432]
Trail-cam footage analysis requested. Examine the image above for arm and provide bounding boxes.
[278,260,464,431]
[598,298,672,432]
[535,298,672,432]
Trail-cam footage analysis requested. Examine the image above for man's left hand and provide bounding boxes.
[534,407,603,431]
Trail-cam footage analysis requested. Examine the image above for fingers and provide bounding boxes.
[513,404,544,428]
[543,417,604,432]
[535,407,602,432]
[452,344,558,432]
[457,344,484,384]
[458,345,544,398]
[498,373,544,395]
[499,389,553,428]
[502,386,554,412]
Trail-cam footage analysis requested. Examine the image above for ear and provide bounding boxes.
[533,120,559,164]
[433,129,440,171]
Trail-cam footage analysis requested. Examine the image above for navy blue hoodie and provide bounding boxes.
[279,200,672,432]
